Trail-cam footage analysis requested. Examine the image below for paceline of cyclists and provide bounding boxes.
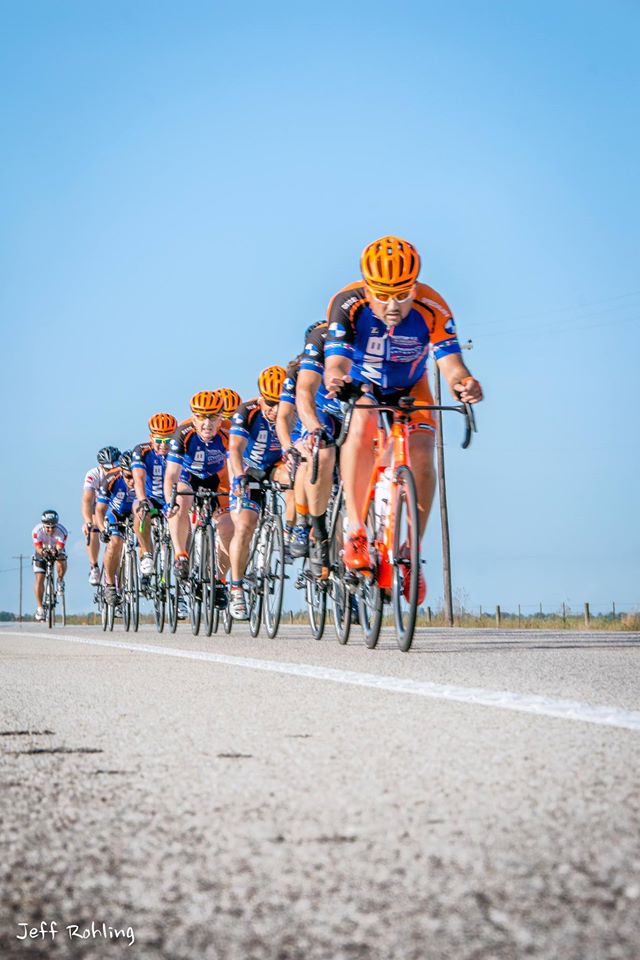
[32,237,483,647]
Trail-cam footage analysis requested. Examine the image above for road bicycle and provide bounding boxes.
[168,487,227,636]
[239,475,288,639]
[118,516,140,632]
[139,506,175,633]
[40,550,66,629]
[336,393,476,652]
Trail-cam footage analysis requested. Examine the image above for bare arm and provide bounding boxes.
[81,489,95,525]
[324,355,353,399]
[95,501,107,531]
[276,401,298,450]
[297,369,323,434]
[133,467,147,502]
[228,435,248,480]
[436,353,483,403]
[163,460,181,504]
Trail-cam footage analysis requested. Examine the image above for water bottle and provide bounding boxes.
[374,468,392,539]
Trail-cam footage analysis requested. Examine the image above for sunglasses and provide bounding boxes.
[152,436,172,444]
[193,413,220,422]
[263,399,278,408]
[368,287,414,304]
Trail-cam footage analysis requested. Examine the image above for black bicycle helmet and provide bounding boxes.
[118,450,133,473]
[97,445,121,468]
[41,509,59,526]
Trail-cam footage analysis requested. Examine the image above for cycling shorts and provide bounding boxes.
[291,410,341,445]
[32,553,65,573]
[105,509,130,539]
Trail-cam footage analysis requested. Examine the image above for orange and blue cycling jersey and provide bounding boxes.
[230,401,282,472]
[324,281,461,393]
[168,421,228,482]
[132,443,169,504]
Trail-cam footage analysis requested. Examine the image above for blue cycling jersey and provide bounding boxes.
[230,402,282,471]
[324,282,461,393]
[132,443,168,503]
[167,423,227,480]
[97,474,136,517]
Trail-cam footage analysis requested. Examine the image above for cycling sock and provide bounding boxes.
[310,513,328,541]
[231,579,243,589]
[295,504,310,526]
[176,551,188,560]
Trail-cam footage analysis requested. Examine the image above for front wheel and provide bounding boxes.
[190,528,203,636]
[46,569,54,629]
[128,550,140,632]
[247,533,263,638]
[202,525,217,637]
[263,515,285,639]
[359,500,383,649]
[328,492,351,644]
[305,560,327,641]
[392,464,420,652]
[154,545,166,633]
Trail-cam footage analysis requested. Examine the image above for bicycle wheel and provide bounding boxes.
[328,492,351,644]
[46,568,54,629]
[263,513,285,639]
[100,584,108,631]
[392,464,420,652]
[153,545,166,632]
[129,550,140,632]
[203,525,216,637]
[246,539,263,637]
[190,528,202,635]
[166,542,180,634]
[222,576,233,634]
[305,559,327,640]
[121,554,131,632]
[359,501,383,649]
[59,588,66,627]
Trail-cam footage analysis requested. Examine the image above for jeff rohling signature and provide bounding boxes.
[17,921,135,945]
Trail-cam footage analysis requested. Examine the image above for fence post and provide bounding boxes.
[289,610,294,624]
[427,606,432,624]
[584,602,590,627]
[518,604,521,627]
[562,602,566,625]
[479,604,483,618]
[495,605,501,628]
[612,601,616,619]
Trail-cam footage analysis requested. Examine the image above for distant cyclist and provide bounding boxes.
[82,445,120,586]
[324,235,483,597]
[164,391,233,599]
[228,366,289,619]
[132,413,178,577]
[95,451,137,605]
[32,509,68,622]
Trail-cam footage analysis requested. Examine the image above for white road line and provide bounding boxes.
[5,630,640,732]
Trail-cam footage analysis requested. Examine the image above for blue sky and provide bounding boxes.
[1,0,638,615]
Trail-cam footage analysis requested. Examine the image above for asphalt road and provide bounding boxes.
[1,622,640,960]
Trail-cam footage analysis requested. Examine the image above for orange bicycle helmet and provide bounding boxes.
[215,388,242,419]
[258,366,286,403]
[360,235,420,294]
[148,412,177,436]
[190,390,224,416]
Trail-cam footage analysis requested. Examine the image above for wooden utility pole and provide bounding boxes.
[12,554,26,623]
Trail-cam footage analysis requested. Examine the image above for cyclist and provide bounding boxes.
[95,451,137,605]
[132,413,178,577]
[32,510,68,622]
[82,446,120,586]
[276,352,312,559]
[288,321,345,579]
[164,391,233,601]
[324,235,483,597]
[228,366,289,619]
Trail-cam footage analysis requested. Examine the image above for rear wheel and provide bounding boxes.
[247,529,263,637]
[392,465,420,652]
[129,550,140,632]
[166,541,181,634]
[59,588,66,627]
[121,554,131,632]
[263,514,285,639]
[359,500,383,649]
[222,576,233,634]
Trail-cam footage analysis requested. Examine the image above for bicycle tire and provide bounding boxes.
[190,528,202,636]
[203,525,216,637]
[154,545,166,633]
[263,513,285,639]
[328,490,351,644]
[305,559,327,640]
[129,549,140,633]
[167,542,180,634]
[46,567,54,629]
[359,500,383,649]
[60,589,66,627]
[392,464,420,652]
[222,584,233,634]
[121,553,131,632]
[101,584,108,631]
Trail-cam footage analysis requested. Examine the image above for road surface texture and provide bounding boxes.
[1,623,640,960]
